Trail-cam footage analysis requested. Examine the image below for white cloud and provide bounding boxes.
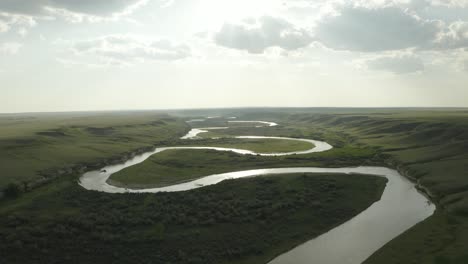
[0,12,38,34]
[431,0,468,7]
[0,42,23,54]
[0,20,9,32]
[364,53,425,74]
[314,5,441,52]
[159,0,175,8]
[214,16,313,54]
[70,35,191,65]
[435,21,468,49]
[17,27,27,37]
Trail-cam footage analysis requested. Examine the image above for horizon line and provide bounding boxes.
[2,106,468,115]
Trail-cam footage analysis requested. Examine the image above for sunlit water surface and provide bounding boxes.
[79,121,435,264]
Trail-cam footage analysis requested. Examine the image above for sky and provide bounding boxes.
[1,0,468,113]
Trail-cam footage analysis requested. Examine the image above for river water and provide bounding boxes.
[79,121,435,264]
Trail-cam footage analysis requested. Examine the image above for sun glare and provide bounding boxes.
[194,0,282,29]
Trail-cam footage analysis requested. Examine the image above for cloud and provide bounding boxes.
[0,0,147,25]
[364,53,425,74]
[0,0,146,16]
[214,16,313,54]
[0,42,22,55]
[431,0,468,7]
[435,21,468,49]
[315,5,441,52]
[70,35,191,65]
[17,27,28,37]
[0,20,8,33]
[52,0,147,16]
[159,0,175,8]
[0,13,37,34]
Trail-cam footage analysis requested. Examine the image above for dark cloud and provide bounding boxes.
[214,16,313,54]
[0,0,144,16]
[315,5,441,52]
[0,0,45,15]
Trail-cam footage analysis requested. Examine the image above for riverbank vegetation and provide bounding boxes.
[0,173,386,264]
[0,111,189,194]
[2,108,468,263]
[109,143,375,189]
[185,137,315,154]
[210,108,468,263]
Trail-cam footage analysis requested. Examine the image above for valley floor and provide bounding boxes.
[2,108,468,263]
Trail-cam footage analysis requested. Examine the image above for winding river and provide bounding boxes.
[79,120,435,264]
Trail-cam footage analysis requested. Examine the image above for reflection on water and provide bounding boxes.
[79,127,435,264]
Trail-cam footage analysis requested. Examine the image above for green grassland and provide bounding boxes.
[109,142,375,189]
[109,131,320,189]
[0,173,386,264]
[0,110,389,264]
[214,109,468,264]
[109,119,375,189]
[2,108,468,263]
[187,137,314,153]
[109,149,251,188]
[0,111,189,191]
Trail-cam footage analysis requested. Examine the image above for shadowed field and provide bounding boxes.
[0,173,385,264]
[217,108,468,264]
[2,108,468,263]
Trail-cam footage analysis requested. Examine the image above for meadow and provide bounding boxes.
[2,108,468,263]
[0,172,385,264]
[110,136,316,189]
[215,108,468,264]
[0,111,388,264]
[170,109,468,263]
[185,137,314,153]
[0,111,189,193]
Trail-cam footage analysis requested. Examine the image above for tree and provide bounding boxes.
[4,182,21,198]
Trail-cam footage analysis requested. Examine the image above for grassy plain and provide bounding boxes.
[2,108,468,263]
[187,137,314,153]
[212,108,468,264]
[109,142,374,189]
[0,173,386,264]
[0,111,189,190]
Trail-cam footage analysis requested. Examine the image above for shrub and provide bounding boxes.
[4,182,22,199]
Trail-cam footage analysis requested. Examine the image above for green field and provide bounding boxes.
[0,111,189,191]
[2,108,468,263]
[187,137,314,153]
[0,173,386,264]
[109,137,314,188]
[208,108,468,264]
[109,143,374,189]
